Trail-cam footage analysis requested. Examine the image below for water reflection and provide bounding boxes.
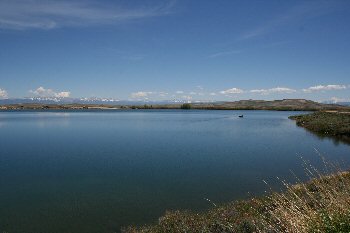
[300,126,350,146]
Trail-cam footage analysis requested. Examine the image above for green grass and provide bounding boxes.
[289,112,350,140]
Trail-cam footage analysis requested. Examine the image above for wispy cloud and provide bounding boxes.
[207,50,241,58]
[238,1,342,40]
[303,84,347,93]
[250,87,296,95]
[0,88,8,99]
[220,88,244,95]
[0,0,176,30]
[176,91,184,94]
[30,86,71,98]
[262,40,291,48]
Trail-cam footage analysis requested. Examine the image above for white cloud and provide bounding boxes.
[209,92,216,96]
[131,91,153,98]
[330,97,349,103]
[0,88,8,99]
[176,91,184,94]
[0,0,175,30]
[55,91,70,98]
[30,86,71,98]
[181,95,192,100]
[158,92,168,97]
[130,91,170,99]
[250,87,296,95]
[303,84,347,93]
[220,88,244,95]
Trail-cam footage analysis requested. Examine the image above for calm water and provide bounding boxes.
[0,110,349,233]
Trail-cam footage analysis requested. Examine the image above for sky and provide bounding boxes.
[0,0,349,102]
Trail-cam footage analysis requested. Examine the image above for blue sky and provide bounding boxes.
[0,0,349,102]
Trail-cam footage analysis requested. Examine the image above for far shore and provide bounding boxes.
[1,99,350,112]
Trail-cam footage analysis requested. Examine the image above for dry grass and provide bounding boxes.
[259,165,350,232]
[124,159,350,233]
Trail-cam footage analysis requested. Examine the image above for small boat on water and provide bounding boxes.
[238,115,243,118]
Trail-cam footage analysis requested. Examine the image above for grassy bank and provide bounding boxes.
[124,168,350,233]
[289,112,350,142]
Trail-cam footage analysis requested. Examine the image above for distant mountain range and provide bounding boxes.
[0,97,193,105]
[2,97,349,107]
[322,100,350,106]
[338,102,350,106]
[1,98,349,111]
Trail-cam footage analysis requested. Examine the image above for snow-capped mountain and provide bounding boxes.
[0,97,209,105]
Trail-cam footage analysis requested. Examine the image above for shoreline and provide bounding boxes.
[125,169,350,233]
[1,99,349,112]
[289,111,350,144]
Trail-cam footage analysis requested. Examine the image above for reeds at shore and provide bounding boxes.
[124,158,350,233]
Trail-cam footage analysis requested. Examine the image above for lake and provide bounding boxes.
[0,110,349,233]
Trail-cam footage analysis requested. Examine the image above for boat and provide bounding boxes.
[238,115,243,118]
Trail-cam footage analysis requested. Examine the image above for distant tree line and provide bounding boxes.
[180,103,191,109]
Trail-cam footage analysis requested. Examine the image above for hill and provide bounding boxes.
[0,99,349,111]
[159,99,350,111]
